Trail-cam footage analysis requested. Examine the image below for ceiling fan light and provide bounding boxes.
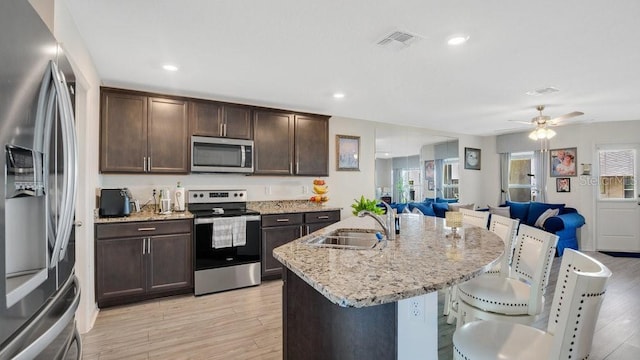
[529,127,557,140]
[546,128,556,139]
[528,130,539,140]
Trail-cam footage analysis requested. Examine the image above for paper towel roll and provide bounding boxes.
[174,182,185,211]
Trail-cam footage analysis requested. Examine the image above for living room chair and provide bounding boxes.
[444,214,519,324]
[456,225,558,328]
[459,208,490,228]
[453,249,612,360]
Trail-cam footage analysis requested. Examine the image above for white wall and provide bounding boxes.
[482,120,640,252]
[51,0,102,334]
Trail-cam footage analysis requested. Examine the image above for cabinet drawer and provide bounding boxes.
[261,213,304,227]
[304,210,340,224]
[97,219,192,239]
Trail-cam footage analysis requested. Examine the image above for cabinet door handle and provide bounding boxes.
[142,238,146,254]
[296,161,299,174]
[306,225,310,235]
[317,215,329,220]
[148,157,152,172]
[219,123,223,136]
[276,219,290,222]
[147,238,151,254]
[143,157,147,172]
[223,123,227,137]
[137,227,157,231]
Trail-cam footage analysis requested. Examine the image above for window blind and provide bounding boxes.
[599,149,635,176]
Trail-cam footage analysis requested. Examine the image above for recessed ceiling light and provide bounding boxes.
[333,93,345,99]
[447,35,469,46]
[163,64,179,71]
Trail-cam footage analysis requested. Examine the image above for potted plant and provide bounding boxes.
[351,195,384,216]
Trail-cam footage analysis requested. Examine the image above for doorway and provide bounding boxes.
[595,144,640,252]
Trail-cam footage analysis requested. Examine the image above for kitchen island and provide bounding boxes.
[273,213,504,360]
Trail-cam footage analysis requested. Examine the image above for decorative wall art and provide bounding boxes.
[336,135,360,171]
[464,147,481,170]
[550,147,577,177]
[556,177,571,192]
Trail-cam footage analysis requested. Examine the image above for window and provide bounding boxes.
[442,158,459,199]
[508,152,535,202]
[598,149,635,200]
[394,168,422,203]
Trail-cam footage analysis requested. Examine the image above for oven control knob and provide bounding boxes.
[238,193,244,197]
[193,193,198,198]
[234,193,238,197]
[199,194,204,198]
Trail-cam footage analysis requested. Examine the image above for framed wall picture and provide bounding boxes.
[556,177,571,192]
[336,135,360,171]
[424,160,435,182]
[464,147,481,170]
[550,147,577,177]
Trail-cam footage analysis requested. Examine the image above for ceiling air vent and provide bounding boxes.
[377,31,419,46]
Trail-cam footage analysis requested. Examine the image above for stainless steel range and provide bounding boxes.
[189,190,261,295]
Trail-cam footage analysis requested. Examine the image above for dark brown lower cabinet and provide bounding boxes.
[283,268,397,360]
[261,210,340,280]
[96,219,192,307]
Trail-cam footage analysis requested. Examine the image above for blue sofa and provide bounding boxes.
[502,201,585,256]
[385,198,458,218]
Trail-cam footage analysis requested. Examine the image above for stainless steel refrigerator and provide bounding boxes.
[1,1,81,358]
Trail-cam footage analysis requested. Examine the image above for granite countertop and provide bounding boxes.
[94,208,194,223]
[273,214,504,308]
[248,200,341,215]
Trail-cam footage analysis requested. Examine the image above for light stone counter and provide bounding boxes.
[248,200,341,215]
[273,213,504,308]
[94,208,193,223]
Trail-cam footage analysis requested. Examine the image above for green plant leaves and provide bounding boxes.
[351,195,384,216]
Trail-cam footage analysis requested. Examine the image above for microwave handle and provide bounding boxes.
[241,145,246,167]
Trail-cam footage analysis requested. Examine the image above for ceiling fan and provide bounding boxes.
[511,105,584,140]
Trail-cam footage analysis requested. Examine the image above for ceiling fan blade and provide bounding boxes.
[549,111,584,125]
[507,120,533,125]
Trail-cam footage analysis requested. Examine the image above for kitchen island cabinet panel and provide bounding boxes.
[95,219,192,307]
[283,268,397,360]
[100,91,148,172]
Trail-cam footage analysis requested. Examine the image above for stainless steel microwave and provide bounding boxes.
[191,136,254,173]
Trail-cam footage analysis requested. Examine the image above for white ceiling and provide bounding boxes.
[64,0,640,136]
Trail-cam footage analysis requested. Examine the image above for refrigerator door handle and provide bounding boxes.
[49,60,78,264]
[11,277,81,360]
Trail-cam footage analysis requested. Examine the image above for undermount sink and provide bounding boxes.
[303,229,381,250]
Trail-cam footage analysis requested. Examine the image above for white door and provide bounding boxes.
[596,144,640,252]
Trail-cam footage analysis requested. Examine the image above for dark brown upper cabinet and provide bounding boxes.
[100,88,189,173]
[294,114,329,176]
[253,110,329,176]
[190,100,252,140]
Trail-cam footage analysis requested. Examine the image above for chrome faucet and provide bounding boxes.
[358,202,396,240]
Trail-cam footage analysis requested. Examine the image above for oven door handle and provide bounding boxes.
[194,215,261,224]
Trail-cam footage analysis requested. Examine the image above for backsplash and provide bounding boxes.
[98,174,329,205]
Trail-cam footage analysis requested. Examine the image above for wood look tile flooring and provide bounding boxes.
[82,252,639,359]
